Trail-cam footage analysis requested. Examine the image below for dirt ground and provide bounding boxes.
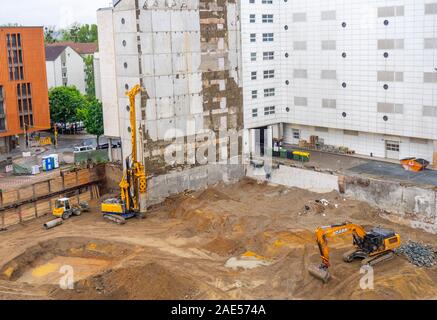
[0,178,436,300]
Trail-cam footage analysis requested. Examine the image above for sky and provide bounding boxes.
[0,0,112,28]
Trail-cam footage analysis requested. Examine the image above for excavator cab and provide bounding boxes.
[52,198,71,218]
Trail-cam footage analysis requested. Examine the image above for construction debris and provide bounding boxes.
[395,241,437,268]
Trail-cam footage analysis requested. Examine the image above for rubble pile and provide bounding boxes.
[396,241,437,268]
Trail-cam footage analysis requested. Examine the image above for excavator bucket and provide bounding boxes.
[308,264,331,283]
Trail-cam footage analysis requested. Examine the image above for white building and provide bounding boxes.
[45,45,87,94]
[241,0,437,162]
[97,0,243,170]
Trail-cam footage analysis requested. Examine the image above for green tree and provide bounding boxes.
[61,23,98,43]
[49,86,87,124]
[44,26,57,44]
[84,55,96,97]
[77,98,104,145]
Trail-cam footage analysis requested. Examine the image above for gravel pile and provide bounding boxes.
[395,241,437,268]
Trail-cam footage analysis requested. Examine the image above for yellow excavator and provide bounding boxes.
[101,85,148,225]
[308,222,401,283]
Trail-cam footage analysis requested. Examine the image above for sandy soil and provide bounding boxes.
[0,178,436,300]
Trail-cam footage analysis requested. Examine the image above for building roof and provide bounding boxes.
[45,45,67,61]
[47,42,98,55]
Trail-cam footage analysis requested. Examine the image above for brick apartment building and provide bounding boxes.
[0,27,50,154]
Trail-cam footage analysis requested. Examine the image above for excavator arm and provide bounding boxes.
[315,222,367,268]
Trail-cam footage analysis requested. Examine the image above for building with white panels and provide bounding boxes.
[242,0,437,162]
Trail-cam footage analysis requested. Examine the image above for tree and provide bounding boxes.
[61,23,98,43]
[49,86,87,124]
[77,98,104,145]
[44,26,57,44]
[84,55,96,97]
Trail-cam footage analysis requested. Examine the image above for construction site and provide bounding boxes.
[0,0,437,302]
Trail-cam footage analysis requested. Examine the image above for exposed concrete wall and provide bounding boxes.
[343,176,437,234]
[147,163,246,205]
[247,164,339,194]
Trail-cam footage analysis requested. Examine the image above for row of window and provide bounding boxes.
[250,33,274,43]
[0,86,5,131]
[251,70,275,80]
[251,88,276,99]
[247,3,437,24]
[250,69,436,82]
[252,106,276,118]
[250,14,273,23]
[6,33,25,81]
[249,101,437,118]
[250,51,274,61]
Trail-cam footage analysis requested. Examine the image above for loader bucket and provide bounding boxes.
[308,264,331,283]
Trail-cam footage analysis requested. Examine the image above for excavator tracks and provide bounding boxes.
[361,251,395,267]
[103,214,126,225]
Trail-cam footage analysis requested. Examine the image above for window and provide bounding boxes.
[293,69,308,79]
[264,88,275,97]
[293,12,306,22]
[425,3,437,15]
[386,141,399,152]
[263,70,275,79]
[250,33,256,42]
[377,71,404,82]
[315,127,329,133]
[294,97,308,106]
[251,71,257,80]
[262,14,273,23]
[378,6,404,17]
[17,83,33,128]
[344,130,359,136]
[424,72,437,83]
[293,41,307,50]
[321,40,336,50]
[321,10,336,21]
[377,39,404,50]
[6,33,24,81]
[264,106,275,115]
[377,102,404,114]
[425,38,437,49]
[321,70,337,80]
[423,105,437,117]
[252,108,258,117]
[262,33,274,42]
[251,52,257,61]
[292,129,300,140]
[262,0,273,3]
[249,0,255,3]
[250,14,256,23]
[322,99,336,109]
[252,90,258,99]
[263,51,274,60]
[0,86,5,131]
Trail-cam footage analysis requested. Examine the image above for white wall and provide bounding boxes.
[46,58,63,89]
[97,8,121,139]
[64,47,86,94]
[241,0,437,160]
[94,53,102,101]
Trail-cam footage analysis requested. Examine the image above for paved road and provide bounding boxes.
[347,161,437,186]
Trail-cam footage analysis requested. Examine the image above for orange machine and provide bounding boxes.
[400,158,430,172]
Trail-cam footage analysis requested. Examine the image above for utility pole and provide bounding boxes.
[54,124,58,149]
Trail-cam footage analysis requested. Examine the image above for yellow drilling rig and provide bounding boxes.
[101,85,148,225]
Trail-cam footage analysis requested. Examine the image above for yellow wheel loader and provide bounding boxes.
[52,198,89,220]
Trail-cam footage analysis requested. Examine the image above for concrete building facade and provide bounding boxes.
[0,27,50,154]
[45,45,87,94]
[241,0,437,163]
[97,0,243,175]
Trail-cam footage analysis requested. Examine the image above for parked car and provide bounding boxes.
[97,142,122,150]
[73,145,95,153]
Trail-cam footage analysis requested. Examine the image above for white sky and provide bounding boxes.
[0,0,112,28]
